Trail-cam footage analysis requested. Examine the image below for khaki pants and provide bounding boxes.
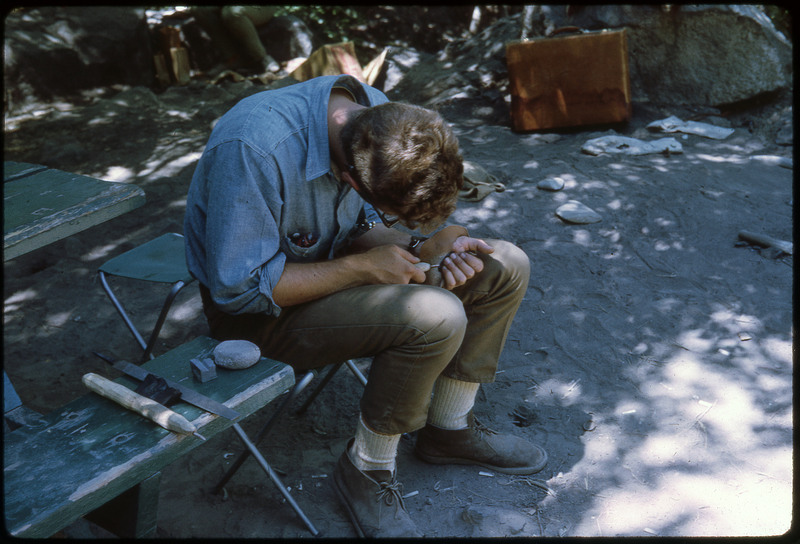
[200,240,530,435]
[192,6,277,63]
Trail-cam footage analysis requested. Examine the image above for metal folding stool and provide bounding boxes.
[213,359,367,498]
[97,233,322,533]
[98,233,195,362]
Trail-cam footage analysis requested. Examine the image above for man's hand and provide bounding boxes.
[356,244,428,285]
[439,235,494,290]
[418,225,494,290]
[274,244,426,308]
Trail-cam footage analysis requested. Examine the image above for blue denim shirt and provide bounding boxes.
[184,75,388,316]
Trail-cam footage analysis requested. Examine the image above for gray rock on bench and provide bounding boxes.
[213,340,261,370]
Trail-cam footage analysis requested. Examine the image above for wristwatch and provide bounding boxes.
[408,236,427,256]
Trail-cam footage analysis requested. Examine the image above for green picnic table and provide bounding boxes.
[3,161,145,261]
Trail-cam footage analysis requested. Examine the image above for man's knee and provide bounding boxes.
[484,240,531,289]
[400,287,467,345]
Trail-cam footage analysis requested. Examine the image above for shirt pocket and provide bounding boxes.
[280,229,331,262]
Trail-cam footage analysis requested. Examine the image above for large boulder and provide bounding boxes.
[4,7,154,114]
[548,4,793,106]
[387,16,518,125]
[371,46,435,94]
[391,5,792,112]
[257,15,315,63]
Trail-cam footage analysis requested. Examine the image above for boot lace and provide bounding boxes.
[375,479,407,511]
[472,417,499,438]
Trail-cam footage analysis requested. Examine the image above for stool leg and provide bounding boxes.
[345,359,368,386]
[141,280,187,362]
[296,360,367,415]
[295,362,343,416]
[231,423,319,536]
[98,271,148,353]
[213,370,316,494]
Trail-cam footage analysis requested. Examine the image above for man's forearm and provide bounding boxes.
[272,257,364,308]
[272,238,427,307]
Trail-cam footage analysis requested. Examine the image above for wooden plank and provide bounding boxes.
[3,166,146,261]
[4,370,23,413]
[3,161,48,182]
[3,336,294,538]
[84,470,161,538]
[153,53,172,87]
[169,47,191,85]
[290,42,365,83]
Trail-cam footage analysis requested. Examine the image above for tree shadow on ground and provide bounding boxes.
[449,118,792,536]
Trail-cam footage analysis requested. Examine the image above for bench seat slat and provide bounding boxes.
[3,336,294,538]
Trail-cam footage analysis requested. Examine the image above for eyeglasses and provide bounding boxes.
[348,164,400,228]
[374,209,400,229]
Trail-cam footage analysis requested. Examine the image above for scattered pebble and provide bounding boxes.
[555,200,602,224]
[647,115,735,140]
[463,505,535,536]
[751,155,792,169]
[213,340,261,369]
[537,176,565,191]
[581,135,683,156]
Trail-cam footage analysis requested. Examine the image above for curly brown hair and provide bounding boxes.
[341,102,463,232]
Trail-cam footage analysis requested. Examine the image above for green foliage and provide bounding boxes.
[761,5,792,40]
[276,5,370,43]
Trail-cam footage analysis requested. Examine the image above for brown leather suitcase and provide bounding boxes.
[506,29,631,132]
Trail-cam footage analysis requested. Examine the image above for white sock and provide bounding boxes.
[427,375,480,430]
[349,414,401,473]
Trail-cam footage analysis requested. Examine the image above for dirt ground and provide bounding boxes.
[3,70,793,538]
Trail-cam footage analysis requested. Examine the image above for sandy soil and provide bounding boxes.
[3,73,793,538]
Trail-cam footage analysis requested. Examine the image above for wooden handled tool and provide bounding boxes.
[738,230,793,255]
[82,373,203,439]
[414,262,438,272]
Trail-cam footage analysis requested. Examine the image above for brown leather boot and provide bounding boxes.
[333,440,422,538]
[415,412,548,475]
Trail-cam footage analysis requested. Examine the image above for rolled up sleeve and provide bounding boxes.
[202,141,286,316]
[184,75,389,318]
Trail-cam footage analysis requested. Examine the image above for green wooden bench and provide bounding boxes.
[3,336,299,538]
